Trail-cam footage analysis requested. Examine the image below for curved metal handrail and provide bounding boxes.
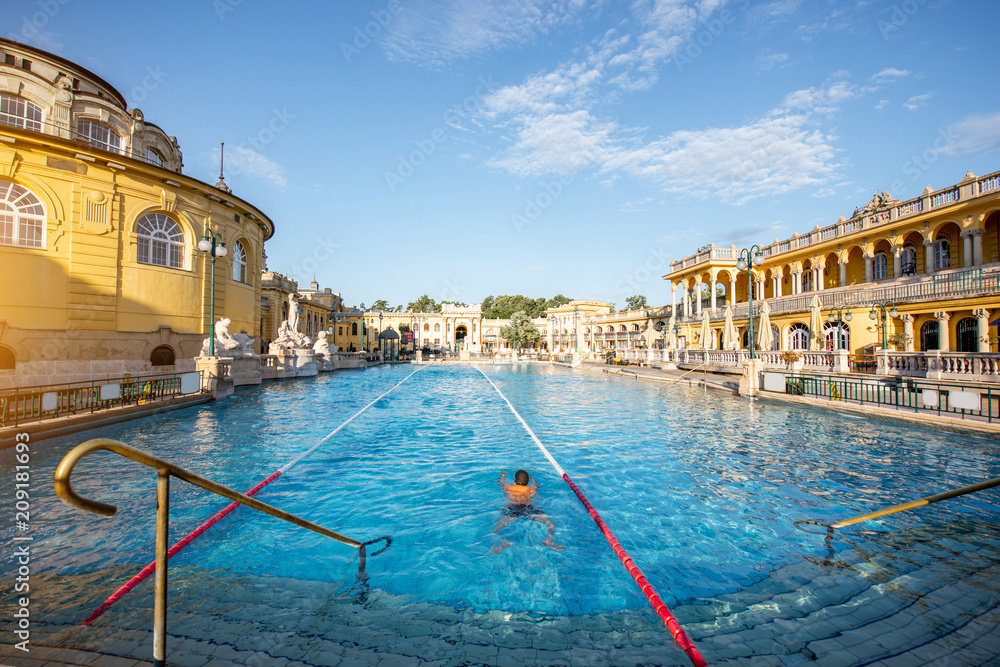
[55,438,361,547]
[55,438,375,667]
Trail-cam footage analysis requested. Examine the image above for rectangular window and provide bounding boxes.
[78,120,122,154]
[20,59,31,70]
[3,54,14,66]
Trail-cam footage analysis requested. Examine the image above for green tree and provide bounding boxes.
[371,299,390,311]
[441,300,469,308]
[500,311,541,351]
[398,322,411,333]
[407,294,440,313]
[625,295,648,311]
[544,294,572,310]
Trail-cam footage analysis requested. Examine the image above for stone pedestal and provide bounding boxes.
[196,357,234,400]
[272,348,317,378]
[739,359,765,397]
[416,350,423,364]
[831,350,850,374]
[460,349,471,361]
[314,353,333,372]
[229,356,262,386]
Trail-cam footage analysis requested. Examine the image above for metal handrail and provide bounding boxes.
[54,438,372,667]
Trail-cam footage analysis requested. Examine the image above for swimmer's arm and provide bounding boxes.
[499,471,507,486]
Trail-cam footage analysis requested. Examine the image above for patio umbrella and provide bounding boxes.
[700,310,712,349]
[809,294,822,350]
[667,315,676,349]
[723,306,738,350]
[757,300,774,352]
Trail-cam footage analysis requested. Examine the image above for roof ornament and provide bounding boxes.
[215,141,232,194]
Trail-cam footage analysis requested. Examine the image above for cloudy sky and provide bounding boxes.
[6,0,1000,309]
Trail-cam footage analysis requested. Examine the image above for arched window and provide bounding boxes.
[434,323,441,332]
[351,322,358,336]
[873,250,887,281]
[957,317,978,353]
[823,321,851,351]
[150,345,175,366]
[77,119,122,154]
[136,213,184,268]
[921,320,939,351]
[0,94,43,132]
[619,325,626,332]
[596,326,603,333]
[801,270,812,293]
[934,235,950,270]
[901,243,917,275]
[631,324,640,331]
[655,321,664,332]
[0,345,15,369]
[145,147,164,167]
[231,240,247,283]
[0,180,45,248]
[423,323,430,331]
[788,323,809,350]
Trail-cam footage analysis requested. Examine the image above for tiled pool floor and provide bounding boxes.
[14,524,1000,666]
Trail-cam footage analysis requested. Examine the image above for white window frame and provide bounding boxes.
[873,250,888,280]
[145,147,163,167]
[231,240,247,283]
[78,119,122,155]
[0,94,43,132]
[0,180,45,248]
[788,323,809,350]
[934,236,950,270]
[136,213,184,269]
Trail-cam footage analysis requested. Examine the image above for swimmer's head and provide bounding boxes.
[514,470,529,486]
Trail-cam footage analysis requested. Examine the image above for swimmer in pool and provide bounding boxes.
[492,469,563,553]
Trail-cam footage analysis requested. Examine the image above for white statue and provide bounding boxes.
[200,317,254,357]
[313,330,338,357]
[270,294,312,351]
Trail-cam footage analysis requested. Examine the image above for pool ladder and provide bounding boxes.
[54,438,388,667]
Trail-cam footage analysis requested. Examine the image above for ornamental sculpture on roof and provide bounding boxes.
[853,191,900,218]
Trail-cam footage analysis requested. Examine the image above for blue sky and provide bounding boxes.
[6,0,1000,310]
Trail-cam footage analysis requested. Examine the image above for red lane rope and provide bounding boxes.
[563,474,707,667]
[81,368,425,625]
[81,471,282,625]
[473,366,706,667]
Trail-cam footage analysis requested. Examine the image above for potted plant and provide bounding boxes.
[779,350,804,371]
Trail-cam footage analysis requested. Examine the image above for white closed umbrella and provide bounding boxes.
[809,294,822,351]
[757,300,773,352]
[700,309,712,349]
[723,306,738,350]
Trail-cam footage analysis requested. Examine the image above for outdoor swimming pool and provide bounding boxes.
[5,363,1000,665]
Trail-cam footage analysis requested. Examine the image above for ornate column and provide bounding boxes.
[772,274,782,298]
[900,314,915,352]
[684,288,691,319]
[962,230,974,268]
[710,279,717,313]
[973,228,985,266]
[893,247,903,279]
[816,265,825,291]
[864,254,873,283]
[839,259,847,287]
[924,238,935,274]
[976,308,991,353]
[670,282,678,316]
[792,270,801,295]
[756,277,765,300]
[694,277,703,316]
[934,311,952,350]
[730,276,737,306]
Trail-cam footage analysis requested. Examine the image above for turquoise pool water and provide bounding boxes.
[5,363,1000,665]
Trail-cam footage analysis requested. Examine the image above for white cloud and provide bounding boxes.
[871,67,910,82]
[382,0,591,65]
[222,146,288,189]
[874,99,889,110]
[941,111,1000,155]
[904,92,934,111]
[755,50,790,72]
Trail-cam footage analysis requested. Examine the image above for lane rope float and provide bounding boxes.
[473,366,707,667]
[81,367,425,626]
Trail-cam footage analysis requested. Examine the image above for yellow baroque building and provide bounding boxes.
[0,38,274,389]
[663,170,1000,357]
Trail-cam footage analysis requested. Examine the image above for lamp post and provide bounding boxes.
[197,229,227,357]
[379,311,383,357]
[869,301,899,350]
[826,307,853,350]
[736,245,764,359]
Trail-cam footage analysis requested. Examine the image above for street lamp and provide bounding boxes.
[869,301,899,350]
[573,307,579,353]
[736,245,765,359]
[379,311,383,357]
[197,229,227,357]
[826,307,853,350]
